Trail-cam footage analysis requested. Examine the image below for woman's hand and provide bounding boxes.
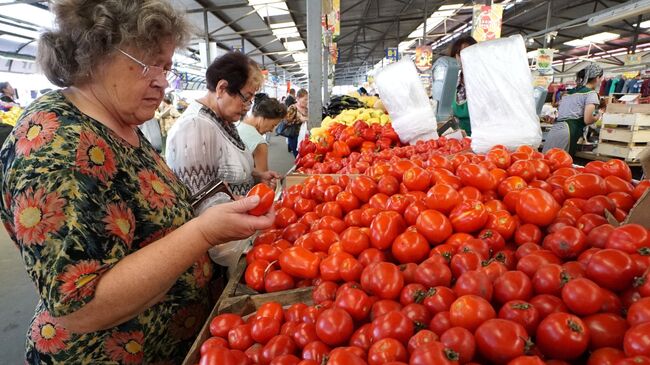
[196,196,275,246]
[253,170,280,189]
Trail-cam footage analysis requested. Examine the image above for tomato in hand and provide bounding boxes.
[247,183,275,216]
[536,312,589,360]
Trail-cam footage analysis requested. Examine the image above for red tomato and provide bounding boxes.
[349,175,378,202]
[409,342,461,365]
[498,300,540,336]
[369,211,406,250]
[507,355,546,365]
[561,277,605,316]
[633,181,650,200]
[210,313,245,338]
[450,251,483,278]
[602,159,633,181]
[449,295,496,332]
[487,147,512,169]
[200,337,228,355]
[585,249,636,292]
[250,316,281,344]
[368,338,408,365]
[458,186,483,201]
[313,281,338,304]
[392,230,430,264]
[261,334,297,363]
[563,173,607,199]
[606,224,650,255]
[425,184,461,214]
[404,200,428,226]
[423,286,457,315]
[368,193,389,210]
[279,247,321,279]
[416,209,453,244]
[516,250,562,278]
[493,271,533,304]
[586,347,626,365]
[315,308,354,346]
[409,329,440,355]
[371,310,414,345]
[515,224,543,246]
[508,160,536,182]
[628,298,650,327]
[536,312,589,360]
[624,322,650,357]
[430,311,453,336]
[377,175,400,195]
[339,227,370,256]
[457,163,497,192]
[449,200,489,233]
[516,188,561,227]
[531,159,551,180]
[453,270,493,301]
[199,347,236,365]
[498,176,529,197]
[247,183,274,216]
[530,294,568,319]
[583,313,629,350]
[403,166,432,192]
[609,192,636,212]
[265,270,295,292]
[245,259,271,292]
[358,248,387,267]
[336,191,361,213]
[475,318,530,364]
[361,262,404,300]
[545,148,573,171]
[542,226,587,260]
[439,327,475,364]
[334,286,372,322]
[350,323,373,352]
[532,264,569,296]
[301,341,330,363]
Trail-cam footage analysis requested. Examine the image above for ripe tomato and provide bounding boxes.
[279,247,321,279]
[585,249,636,292]
[453,270,493,301]
[326,348,367,365]
[210,313,245,338]
[403,166,432,192]
[449,200,489,233]
[515,250,562,278]
[283,222,310,242]
[457,163,496,192]
[583,313,629,350]
[475,319,530,364]
[349,323,373,352]
[530,294,568,320]
[349,175,378,202]
[545,148,573,171]
[301,341,330,363]
[507,355,546,365]
[561,277,605,316]
[587,347,626,365]
[508,159,536,182]
[339,227,370,256]
[368,338,408,365]
[334,287,372,322]
[493,271,533,304]
[602,159,633,181]
[250,316,281,344]
[313,281,338,304]
[536,312,589,360]
[498,300,540,336]
[531,159,551,180]
[377,175,400,195]
[392,231,430,264]
[609,192,635,212]
[336,191,361,213]
[265,270,295,292]
[425,184,461,214]
[480,260,509,283]
[563,173,607,199]
[485,211,517,241]
[409,329,440,354]
[369,211,406,250]
[450,251,483,278]
[438,327,475,364]
[423,286,457,315]
[247,183,274,216]
[449,295,496,332]
[368,193,389,210]
[404,200,428,226]
[416,209,453,244]
[624,322,650,357]
[633,181,650,200]
[532,264,569,296]
[200,337,228,355]
[606,224,650,255]
[542,226,587,260]
[516,188,560,227]
[487,147,512,169]
[261,334,296,363]
[371,310,414,345]
[361,262,404,300]
[498,176,528,197]
[515,224,543,245]
[199,347,236,365]
[409,342,461,365]
[275,207,298,228]
[430,311,453,336]
[358,248,387,267]
[627,298,650,327]
[245,259,271,292]
[458,186,483,201]
[315,308,354,346]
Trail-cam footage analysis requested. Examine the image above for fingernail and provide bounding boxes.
[249,196,260,203]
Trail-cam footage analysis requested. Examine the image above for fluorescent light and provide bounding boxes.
[439,4,463,10]
[564,39,591,47]
[271,22,300,38]
[527,50,538,59]
[583,32,620,43]
[638,20,650,28]
[250,0,289,17]
[284,41,305,51]
[293,52,308,62]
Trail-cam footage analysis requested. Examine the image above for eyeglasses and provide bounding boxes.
[116,48,180,82]
[236,90,254,104]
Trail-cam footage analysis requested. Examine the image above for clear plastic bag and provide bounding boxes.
[375,60,439,144]
[461,35,542,153]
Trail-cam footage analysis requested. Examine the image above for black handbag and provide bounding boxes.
[276,120,300,137]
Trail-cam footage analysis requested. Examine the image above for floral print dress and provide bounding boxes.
[0,91,215,364]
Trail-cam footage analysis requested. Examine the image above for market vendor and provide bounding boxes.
[0,1,274,363]
[166,51,280,196]
[237,94,287,172]
[543,63,603,157]
[450,36,477,136]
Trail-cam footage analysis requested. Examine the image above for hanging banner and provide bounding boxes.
[625,53,642,66]
[536,48,554,75]
[329,43,338,65]
[322,0,340,38]
[415,46,433,71]
[386,48,398,62]
[533,75,554,88]
[472,4,503,42]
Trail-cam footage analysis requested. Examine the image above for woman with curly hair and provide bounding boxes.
[0,1,274,363]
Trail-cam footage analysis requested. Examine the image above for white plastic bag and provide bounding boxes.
[375,60,439,144]
[461,35,542,153]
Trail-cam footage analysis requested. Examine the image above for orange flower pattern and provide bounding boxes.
[0,91,214,364]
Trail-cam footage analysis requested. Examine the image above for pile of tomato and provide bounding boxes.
[296,121,470,174]
[199,145,650,365]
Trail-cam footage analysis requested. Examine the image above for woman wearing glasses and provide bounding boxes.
[165,52,280,197]
[0,1,274,363]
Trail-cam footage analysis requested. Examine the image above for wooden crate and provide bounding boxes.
[182,287,313,365]
[598,112,650,162]
[596,142,648,162]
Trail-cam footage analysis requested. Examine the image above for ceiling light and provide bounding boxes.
[634,20,650,28]
[588,0,650,27]
[527,50,538,58]
[439,4,463,10]
[250,0,289,17]
[284,40,305,51]
[564,39,591,47]
[583,32,620,43]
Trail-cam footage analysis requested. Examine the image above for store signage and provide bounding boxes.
[472,4,503,42]
[415,46,433,71]
[322,0,340,38]
[386,48,398,61]
[330,43,339,65]
[536,49,554,75]
[232,44,243,53]
[625,53,642,66]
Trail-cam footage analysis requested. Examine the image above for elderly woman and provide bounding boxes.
[166,52,280,196]
[237,94,287,172]
[0,1,273,363]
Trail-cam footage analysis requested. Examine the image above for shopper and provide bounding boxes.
[0,81,17,105]
[0,1,274,364]
[165,51,280,195]
[543,63,603,157]
[449,36,477,136]
[285,88,296,107]
[156,94,181,136]
[237,94,287,172]
[358,87,369,96]
[285,88,309,157]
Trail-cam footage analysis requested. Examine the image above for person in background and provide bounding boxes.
[0,1,274,364]
[166,51,280,196]
[237,94,287,172]
[543,63,603,157]
[285,88,308,157]
[0,82,17,104]
[156,94,181,136]
[358,87,369,96]
[284,88,296,107]
[449,36,477,136]
[138,118,163,153]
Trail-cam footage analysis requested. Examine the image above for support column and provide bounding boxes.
[543,0,552,48]
[630,15,642,54]
[307,0,323,130]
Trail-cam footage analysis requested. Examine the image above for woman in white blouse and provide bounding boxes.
[165,52,279,196]
[237,94,287,172]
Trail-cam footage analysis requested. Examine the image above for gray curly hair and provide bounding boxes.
[38,0,191,87]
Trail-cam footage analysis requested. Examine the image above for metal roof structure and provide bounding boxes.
[0,0,648,87]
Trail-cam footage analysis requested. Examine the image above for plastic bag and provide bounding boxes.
[375,60,439,144]
[461,35,542,153]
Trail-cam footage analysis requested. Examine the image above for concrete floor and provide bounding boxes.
[0,134,296,363]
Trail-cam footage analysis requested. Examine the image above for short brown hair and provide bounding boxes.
[38,0,191,87]
[296,88,308,99]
